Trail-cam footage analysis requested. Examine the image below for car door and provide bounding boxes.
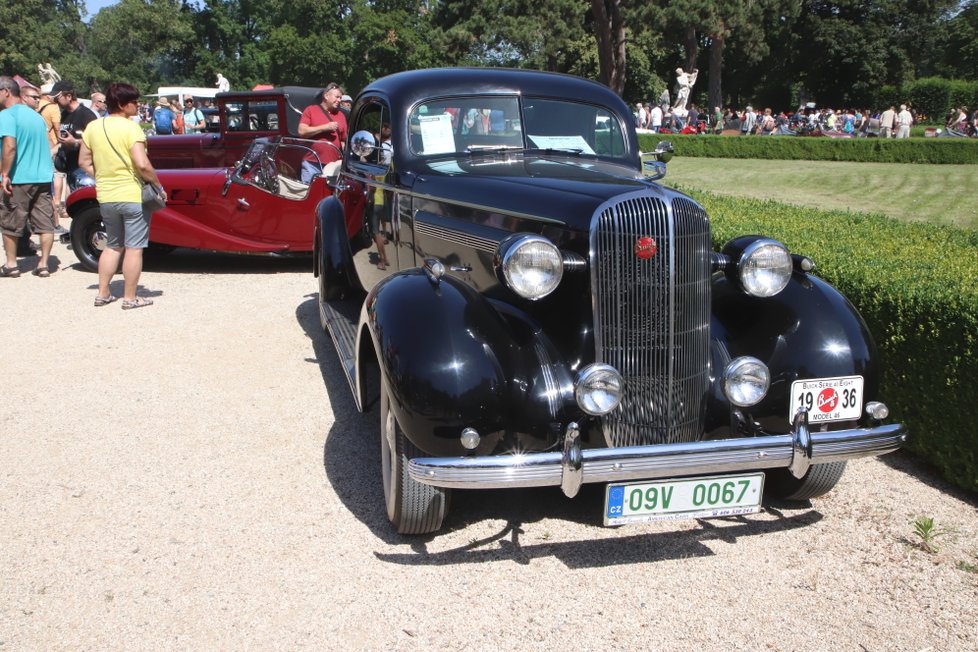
[226,140,325,248]
[340,98,397,290]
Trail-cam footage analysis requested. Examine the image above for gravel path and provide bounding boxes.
[2,241,977,650]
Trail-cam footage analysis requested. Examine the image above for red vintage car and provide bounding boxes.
[65,137,338,271]
[147,86,321,170]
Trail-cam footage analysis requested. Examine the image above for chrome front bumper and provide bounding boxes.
[408,410,907,498]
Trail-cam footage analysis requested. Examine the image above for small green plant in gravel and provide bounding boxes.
[957,555,978,573]
[913,515,944,553]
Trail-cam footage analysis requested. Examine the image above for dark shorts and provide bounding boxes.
[0,184,55,236]
[100,202,152,249]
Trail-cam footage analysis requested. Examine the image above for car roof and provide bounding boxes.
[364,68,626,111]
[216,86,322,136]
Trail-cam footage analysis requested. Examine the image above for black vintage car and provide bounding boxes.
[314,68,905,534]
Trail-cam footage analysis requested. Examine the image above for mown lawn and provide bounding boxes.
[662,157,978,230]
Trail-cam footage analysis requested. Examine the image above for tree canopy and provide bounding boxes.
[0,0,974,111]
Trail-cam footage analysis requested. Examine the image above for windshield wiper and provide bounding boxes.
[523,147,588,157]
[464,145,524,155]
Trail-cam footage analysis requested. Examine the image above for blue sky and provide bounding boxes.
[85,0,119,19]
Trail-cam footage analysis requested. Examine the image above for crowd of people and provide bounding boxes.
[634,100,978,138]
[1,71,352,308]
[0,75,163,308]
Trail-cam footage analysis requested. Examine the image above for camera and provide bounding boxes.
[59,128,70,138]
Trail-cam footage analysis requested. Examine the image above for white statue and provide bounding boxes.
[216,73,230,93]
[672,68,698,112]
[37,63,61,86]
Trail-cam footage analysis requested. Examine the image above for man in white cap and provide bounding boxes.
[895,104,913,139]
[340,93,352,119]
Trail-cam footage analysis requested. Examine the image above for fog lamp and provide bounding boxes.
[723,357,770,407]
[575,364,623,415]
[460,427,481,450]
[865,401,889,420]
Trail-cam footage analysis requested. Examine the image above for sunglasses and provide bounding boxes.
[23,94,40,100]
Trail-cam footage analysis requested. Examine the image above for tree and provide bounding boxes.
[88,0,195,92]
[651,0,799,112]
[943,0,978,79]
[0,0,97,91]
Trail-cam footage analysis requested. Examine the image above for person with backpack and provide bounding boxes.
[182,97,205,134]
[153,98,175,135]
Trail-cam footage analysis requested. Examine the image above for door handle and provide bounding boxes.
[237,197,250,209]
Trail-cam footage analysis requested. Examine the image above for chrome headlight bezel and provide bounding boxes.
[575,363,624,416]
[736,238,792,297]
[497,234,563,300]
[723,356,771,407]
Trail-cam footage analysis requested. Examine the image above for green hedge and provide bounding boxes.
[691,190,978,493]
[639,133,978,164]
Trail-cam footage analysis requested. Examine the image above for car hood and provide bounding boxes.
[411,155,673,227]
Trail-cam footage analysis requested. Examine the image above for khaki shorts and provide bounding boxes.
[0,183,55,236]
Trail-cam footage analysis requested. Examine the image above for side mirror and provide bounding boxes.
[350,130,377,158]
[640,141,674,181]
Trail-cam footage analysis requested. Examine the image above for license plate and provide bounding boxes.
[604,473,765,526]
[789,375,863,424]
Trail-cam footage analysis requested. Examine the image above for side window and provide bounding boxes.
[225,100,279,132]
[349,101,390,171]
[594,110,626,157]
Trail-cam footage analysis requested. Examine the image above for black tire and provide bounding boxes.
[69,204,108,272]
[765,461,848,501]
[380,381,450,534]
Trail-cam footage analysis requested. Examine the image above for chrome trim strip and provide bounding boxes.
[408,188,566,225]
[415,220,497,253]
[408,423,907,495]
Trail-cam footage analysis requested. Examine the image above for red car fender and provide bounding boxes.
[65,179,294,252]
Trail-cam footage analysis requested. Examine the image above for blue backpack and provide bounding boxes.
[154,107,174,134]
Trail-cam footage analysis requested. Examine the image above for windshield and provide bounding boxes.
[408,95,628,161]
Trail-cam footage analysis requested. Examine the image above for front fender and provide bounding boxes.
[316,196,360,298]
[360,270,576,457]
[707,272,880,436]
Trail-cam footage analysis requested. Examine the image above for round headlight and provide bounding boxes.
[723,357,770,407]
[738,239,792,297]
[500,235,563,300]
[575,363,623,415]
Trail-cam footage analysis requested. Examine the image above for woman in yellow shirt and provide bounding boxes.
[79,82,165,309]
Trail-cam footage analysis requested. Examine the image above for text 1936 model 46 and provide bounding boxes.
[314,68,906,534]
[65,137,338,271]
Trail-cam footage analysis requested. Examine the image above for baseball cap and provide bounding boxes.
[50,80,75,97]
[341,94,352,103]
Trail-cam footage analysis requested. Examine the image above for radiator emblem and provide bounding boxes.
[634,236,658,260]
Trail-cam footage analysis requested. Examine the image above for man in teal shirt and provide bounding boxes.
[0,76,55,277]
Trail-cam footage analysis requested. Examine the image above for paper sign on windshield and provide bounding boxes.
[527,135,595,155]
[419,114,456,155]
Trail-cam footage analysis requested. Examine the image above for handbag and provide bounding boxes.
[141,181,166,212]
[102,119,165,213]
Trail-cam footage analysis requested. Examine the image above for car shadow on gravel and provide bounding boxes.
[878,450,978,507]
[297,295,826,566]
[65,248,311,275]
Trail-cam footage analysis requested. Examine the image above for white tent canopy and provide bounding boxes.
[148,86,220,105]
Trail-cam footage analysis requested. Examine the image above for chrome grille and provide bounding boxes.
[591,194,712,446]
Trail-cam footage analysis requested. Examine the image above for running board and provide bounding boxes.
[320,298,362,411]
